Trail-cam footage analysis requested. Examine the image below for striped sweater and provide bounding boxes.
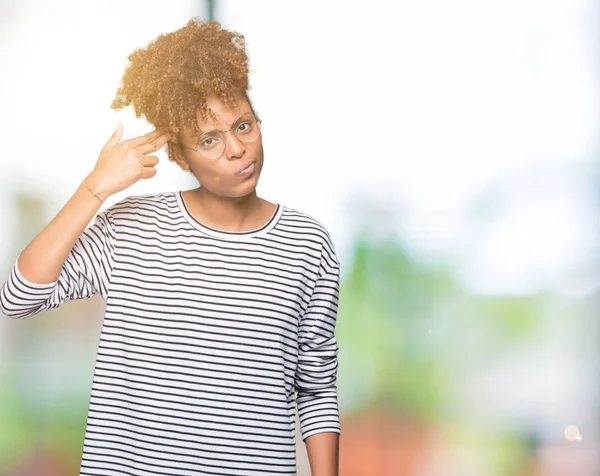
[0,191,341,476]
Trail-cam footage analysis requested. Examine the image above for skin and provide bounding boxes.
[305,432,340,476]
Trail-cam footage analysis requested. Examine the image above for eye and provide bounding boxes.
[237,121,252,134]
[198,135,221,149]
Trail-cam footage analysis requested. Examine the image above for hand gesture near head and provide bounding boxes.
[85,125,171,200]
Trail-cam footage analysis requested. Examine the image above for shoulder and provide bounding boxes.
[104,191,177,219]
[280,206,332,241]
[279,205,338,263]
[99,192,180,232]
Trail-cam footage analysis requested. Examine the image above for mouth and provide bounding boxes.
[236,161,256,176]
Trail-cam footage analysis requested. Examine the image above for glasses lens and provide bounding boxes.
[235,115,261,143]
[197,134,224,160]
[195,115,261,160]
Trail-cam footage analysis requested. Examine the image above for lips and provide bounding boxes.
[236,161,256,176]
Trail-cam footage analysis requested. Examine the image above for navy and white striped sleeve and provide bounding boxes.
[295,239,341,441]
[0,210,115,319]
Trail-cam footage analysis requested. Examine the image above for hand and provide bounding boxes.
[85,124,171,200]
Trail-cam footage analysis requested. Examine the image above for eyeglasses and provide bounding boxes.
[182,113,262,160]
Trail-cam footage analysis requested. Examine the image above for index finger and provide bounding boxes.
[127,129,165,147]
[138,131,172,154]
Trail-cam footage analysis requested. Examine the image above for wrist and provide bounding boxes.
[83,172,110,202]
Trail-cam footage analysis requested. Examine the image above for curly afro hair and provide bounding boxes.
[111,18,255,162]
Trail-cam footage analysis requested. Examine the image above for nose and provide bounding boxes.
[223,131,246,160]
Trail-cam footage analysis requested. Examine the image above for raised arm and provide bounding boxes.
[0,125,169,318]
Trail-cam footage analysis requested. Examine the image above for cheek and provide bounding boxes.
[192,161,229,186]
[189,161,215,182]
[257,148,265,169]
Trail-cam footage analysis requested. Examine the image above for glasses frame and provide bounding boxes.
[182,113,262,161]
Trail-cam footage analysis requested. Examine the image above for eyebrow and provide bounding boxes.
[198,112,253,136]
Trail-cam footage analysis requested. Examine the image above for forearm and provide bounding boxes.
[18,177,104,285]
[14,125,166,287]
[305,431,339,476]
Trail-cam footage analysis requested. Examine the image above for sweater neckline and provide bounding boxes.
[174,191,282,240]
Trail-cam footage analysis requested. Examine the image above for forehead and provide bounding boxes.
[195,96,252,131]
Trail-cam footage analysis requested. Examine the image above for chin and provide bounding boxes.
[232,181,259,198]
[218,174,259,199]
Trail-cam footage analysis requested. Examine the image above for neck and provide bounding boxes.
[184,186,272,233]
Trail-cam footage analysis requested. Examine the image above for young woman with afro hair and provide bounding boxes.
[0,18,341,476]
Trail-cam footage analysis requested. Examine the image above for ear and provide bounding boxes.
[170,142,191,171]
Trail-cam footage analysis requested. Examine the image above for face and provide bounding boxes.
[173,96,264,199]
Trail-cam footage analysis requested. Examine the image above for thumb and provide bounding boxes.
[107,123,123,146]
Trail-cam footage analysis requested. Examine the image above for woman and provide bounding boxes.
[0,19,340,476]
